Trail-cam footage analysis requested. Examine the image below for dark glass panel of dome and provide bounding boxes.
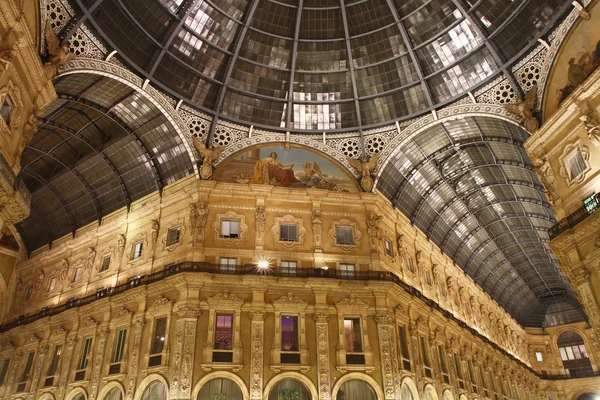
[403,0,461,46]
[359,85,427,125]
[158,0,183,14]
[183,1,242,50]
[251,1,297,37]
[490,0,568,61]
[122,0,175,42]
[153,54,219,106]
[169,28,231,78]
[428,47,496,102]
[299,7,345,40]
[296,40,348,71]
[290,99,356,130]
[240,30,292,68]
[293,71,354,100]
[229,60,290,98]
[355,57,419,97]
[344,0,396,36]
[350,25,408,68]
[391,0,431,18]
[91,0,160,69]
[221,90,287,126]
[212,0,249,20]
[472,0,520,34]
[415,20,483,76]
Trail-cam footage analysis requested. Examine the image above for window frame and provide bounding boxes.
[397,324,411,371]
[166,225,182,246]
[48,277,57,292]
[339,263,356,279]
[220,220,240,239]
[214,313,234,352]
[100,255,111,273]
[73,267,83,283]
[132,241,144,260]
[279,223,298,242]
[219,257,237,273]
[336,227,354,245]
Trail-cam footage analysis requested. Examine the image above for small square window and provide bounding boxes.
[385,239,392,256]
[73,267,83,282]
[281,260,297,269]
[280,224,298,242]
[336,227,353,245]
[535,351,543,362]
[220,220,239,238]
[567,151,587,179]
[339,263,355,278]
[132,242,143,259]
[100,256,110,272]
[25,286,33,300]
[48,277,57,292]
[167,226,181,246]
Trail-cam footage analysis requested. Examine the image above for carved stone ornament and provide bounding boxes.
[149,295,175,311]
[193,136,225,180]
[329,218,361,251]
[117,233,126,263]
[255,205,266,247]
[271,214,306,248]
[579,113,600,148]
[113,308,133,320]
[151,219,160,247]
[346,152,381,191]
[272,292,308,311]
[162,218,186,252]
[86,247,96,270]
[59,258,69,281]
[504,83,539,133]
[212,210,248,245]
[559,141,591,187]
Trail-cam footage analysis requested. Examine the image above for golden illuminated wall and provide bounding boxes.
[0,176,598,400]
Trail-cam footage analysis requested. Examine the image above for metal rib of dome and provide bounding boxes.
[65,0,572,132]
[376,116,584,326]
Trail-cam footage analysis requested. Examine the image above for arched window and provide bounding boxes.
[557,331,593,378]
[73,394,85,400]
[268,379,311,400]
[141,381,167,400]
[576,394,600,400]
[198,378,243,400]
[401,384,413,400]
[336,380,376,400]
[104,388,123,400]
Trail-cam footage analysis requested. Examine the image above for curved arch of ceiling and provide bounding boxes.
[16,71,196,252]
[375,115,584,327]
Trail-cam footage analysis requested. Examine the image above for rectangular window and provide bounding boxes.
[48,277,57,292]
[468,360,478,392]
[568,151,587,179]
[344,318,363,353]
[73,267,83,283]
[454,353,465,389]
[1,96,12,124]
[385,239,392,256]
[112,328,127,363]
[420,336,432,378]
[339,263,355,279]
[25,286,33,300]
[166,226,181,246]
[214,314,233,351]
[19,351,34,384]
[480,365,489,396]
[220,220,240,238]
[100,256,111,272]
[150,317,167,355]
[398,325,411,370]
[279,224,298,242]
[424,270,431,285]
[219,257,236,273]
[438,345,449,383]
[281,316,299,352]
[0,359,8,386]
[535,351,544,362]
[406,256,414,272]
[46,345,62,377]
[132,242,143,259]
[281,260,297,269]
[336,227,354,245]
[78,337,93,371]
[559,347,568,361]
[439,282,447,297]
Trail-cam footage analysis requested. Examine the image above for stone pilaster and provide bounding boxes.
[375,313,401,400]
[579,282,600,342]
[314,312,331,400]
[89,327,109,400]
[5,349,22,395]
[250,311,265,400]
[28,344,48,400]
[126,318,145,400]
[170,306,200,400]
[56,335,78,400]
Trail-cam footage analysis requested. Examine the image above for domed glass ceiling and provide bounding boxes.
[74,0,570,131]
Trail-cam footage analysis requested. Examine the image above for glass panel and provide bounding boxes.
[281,316,298,351]
[20,352,35,383]
[113,329,127,363]
[215,314,233,350]
[336,227,353,244]
[47,345,62,376]
[79,337,93,370]
[344,318,362,352]
[0,359,9,385]
[151,317,167,355]
[280,224,298,241]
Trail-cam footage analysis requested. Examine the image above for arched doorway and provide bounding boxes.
[335,379,377,400]
[557,331,593,377]
[198,379,244,400]
[267,379,312,400]
[576,394,600,400]
[140,381,167,400]
[424,385,438,400]
[104,388,123,400]
[401,384,414,400]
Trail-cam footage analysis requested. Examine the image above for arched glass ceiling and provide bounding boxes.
[66,0,571,131]
[16,73,194,252]
[376,116,584,327]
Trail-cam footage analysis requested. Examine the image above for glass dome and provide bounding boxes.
[78,0,571,131]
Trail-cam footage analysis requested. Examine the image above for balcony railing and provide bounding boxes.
[549,193,600,239]
[0,261,583,381]
[543,368,600,380]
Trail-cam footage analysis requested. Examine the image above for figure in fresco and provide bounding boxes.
[559,40,600,104]
[252,151,299,186]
